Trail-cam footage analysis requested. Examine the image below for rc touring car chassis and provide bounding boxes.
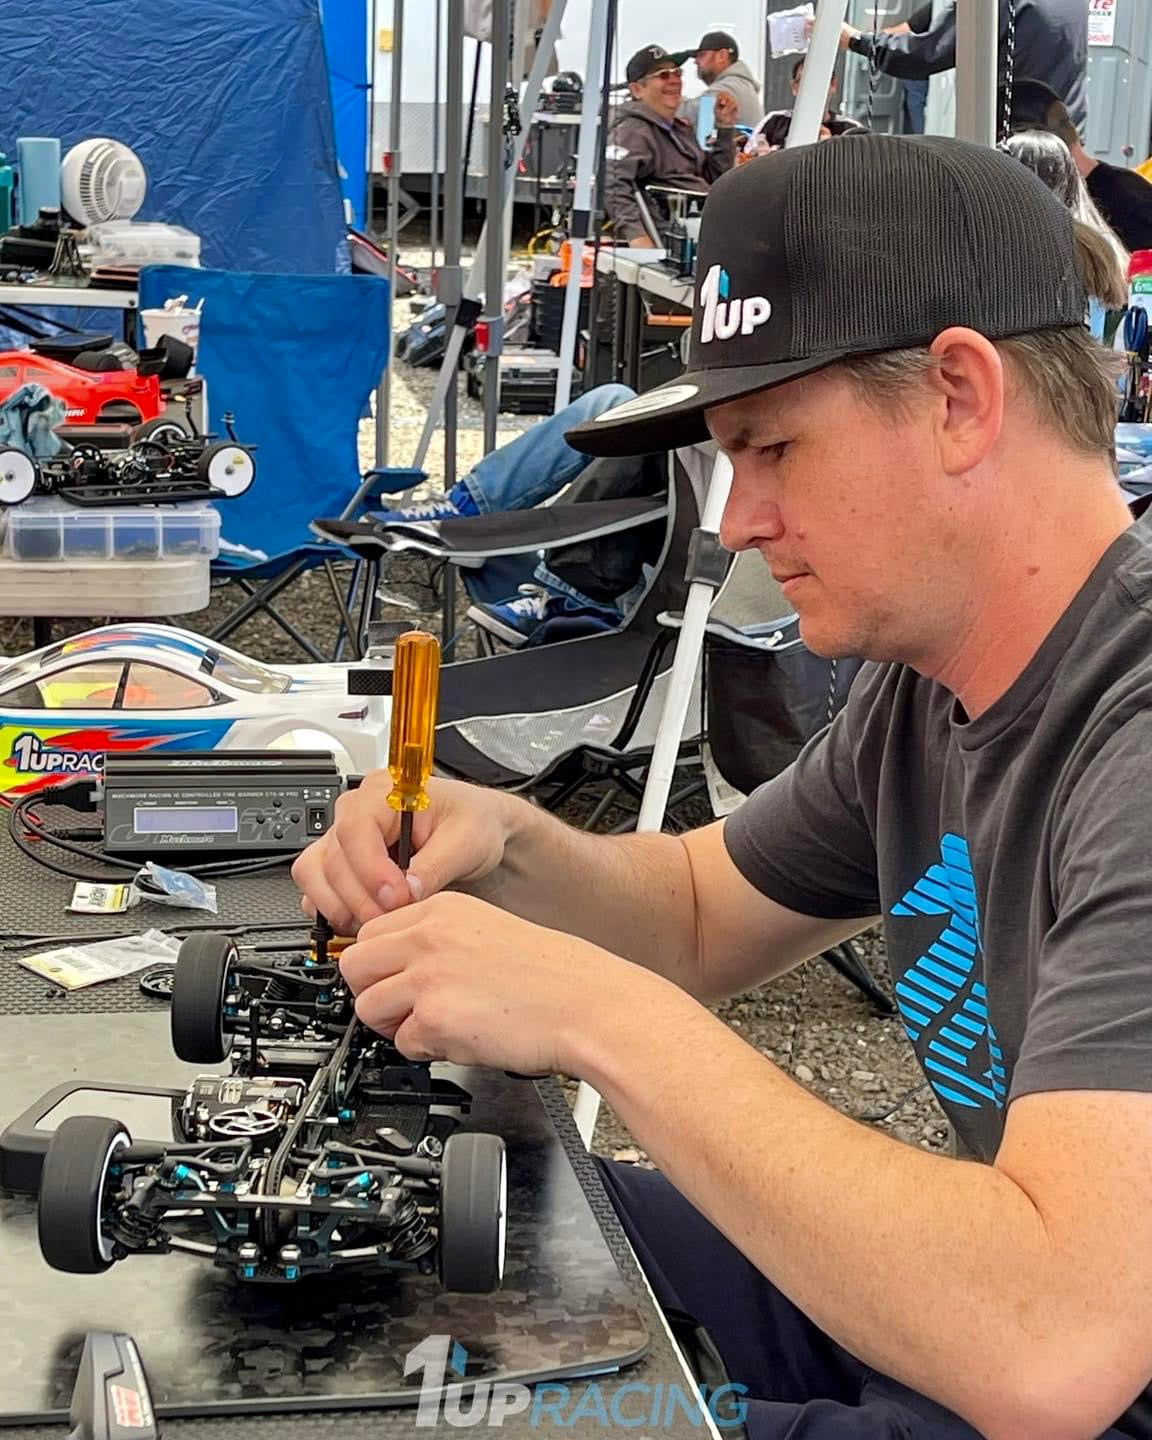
[35,922,507,1292]
[0,430,256,508]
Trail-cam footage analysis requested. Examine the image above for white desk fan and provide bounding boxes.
[60,139,147,225]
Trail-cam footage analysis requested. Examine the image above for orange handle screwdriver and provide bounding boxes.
[386,630,441,871]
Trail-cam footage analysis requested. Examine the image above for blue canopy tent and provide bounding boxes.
[0,0,347,274]
[321,0,371,230]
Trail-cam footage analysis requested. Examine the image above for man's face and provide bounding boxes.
[631,64,684,118]
[695,48,726,84]
[710,369,974,666]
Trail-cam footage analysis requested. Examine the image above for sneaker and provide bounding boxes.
[467,585,618,647]
[373,481,480,525]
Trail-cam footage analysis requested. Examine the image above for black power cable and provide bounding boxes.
[8,778,302,886]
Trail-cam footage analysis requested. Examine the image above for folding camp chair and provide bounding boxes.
[318,448,719,822]
[136,266,419,661]
[683,548,892,1011]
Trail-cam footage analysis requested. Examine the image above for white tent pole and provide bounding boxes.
[407,0,568,478]
[482,0,513,454]
[954,1,999,145]
[571,452,734,1147]
[553,0,610,413]
[377,0,405,466]
[785,0,848,149]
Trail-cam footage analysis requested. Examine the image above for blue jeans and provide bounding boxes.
[597,1160,1138,1438]
[460,384,639,610]
[903,78,929,134]
[458,384,636,514]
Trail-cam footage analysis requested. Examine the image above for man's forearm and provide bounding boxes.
[464,793,702,988]
[574,990,1115,1440]
[848,22,957,80]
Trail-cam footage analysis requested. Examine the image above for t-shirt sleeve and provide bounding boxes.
[724,670,884,921]
[1012,712,1152,1102]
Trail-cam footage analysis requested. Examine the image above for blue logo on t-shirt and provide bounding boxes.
[891,834,1007,1112]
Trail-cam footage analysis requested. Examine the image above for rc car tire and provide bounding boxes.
[171,933,237,1063]
[0,447,37,506]
[132,416,191,446]
[438,1131,507,1293]
[37,1115,131,1274]
[198,442,255,498]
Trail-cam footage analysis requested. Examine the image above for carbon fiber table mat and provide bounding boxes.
[0,844,709,1439]
[0,836,306,1013]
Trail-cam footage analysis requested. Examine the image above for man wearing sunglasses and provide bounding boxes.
[604,44,738,246]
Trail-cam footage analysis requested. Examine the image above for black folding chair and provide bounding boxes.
[317,449,716,825]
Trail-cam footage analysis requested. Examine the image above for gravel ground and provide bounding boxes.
[0,223,950,1162]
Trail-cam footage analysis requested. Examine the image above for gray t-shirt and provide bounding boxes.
[726,522,1152,1165]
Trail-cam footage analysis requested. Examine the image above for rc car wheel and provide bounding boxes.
[171,933,238,1063]
[37,1115,131,1274]
[198,442,255,498]
[438,1131,507,1293]
[132,416,191,446]
[0,447,37,506]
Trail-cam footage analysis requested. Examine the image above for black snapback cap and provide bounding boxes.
[567,134,1088,457]
[694,30,738,56]
[625,44,691,83]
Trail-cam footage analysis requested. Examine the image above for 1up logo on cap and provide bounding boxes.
[699,265,771,345]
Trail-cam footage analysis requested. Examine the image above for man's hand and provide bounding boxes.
[804,19,857,52]
[628,234,657,248]
[339,891,679,1075]
[713,91,738,128]
[291,773,515,934]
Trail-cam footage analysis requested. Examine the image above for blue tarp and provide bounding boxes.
[1,0,346,275]
[139,267,391,560]
[322,0,371,229]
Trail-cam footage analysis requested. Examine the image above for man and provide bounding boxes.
[688,29,762,127]
[295,137,1152,1438]
[841,0,1088,132]
[1010,76,1152,253]
[604,44,738,246]
[881,3,933,132]
[747,56,867,153]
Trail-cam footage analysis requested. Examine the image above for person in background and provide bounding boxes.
[1009,78,1152,255]
[745,57,867,156]
[840,0,1088,133]
[605,45,738,246]
[1002,129,1128,338]
[686,30,762,127]
[882,3,933,133]
[369,383,643,644]
[1002,129,1127,297]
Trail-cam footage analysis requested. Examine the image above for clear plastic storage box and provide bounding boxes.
[2,498,221,563]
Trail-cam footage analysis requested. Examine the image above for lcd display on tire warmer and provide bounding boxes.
[133,806,238,833]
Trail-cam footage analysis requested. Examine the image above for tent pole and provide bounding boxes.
[377,0,405,467]
[431,0,442,266]
[553,0,610,412]
[483,0,512,454]
[579,0,617,397]
[786,0,848,147]
[406,0,568,478]
[368,0,380,236]
[440,0,465,647]
[954,2,998,145]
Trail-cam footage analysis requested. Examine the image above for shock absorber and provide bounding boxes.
[388,1190,436,1261]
